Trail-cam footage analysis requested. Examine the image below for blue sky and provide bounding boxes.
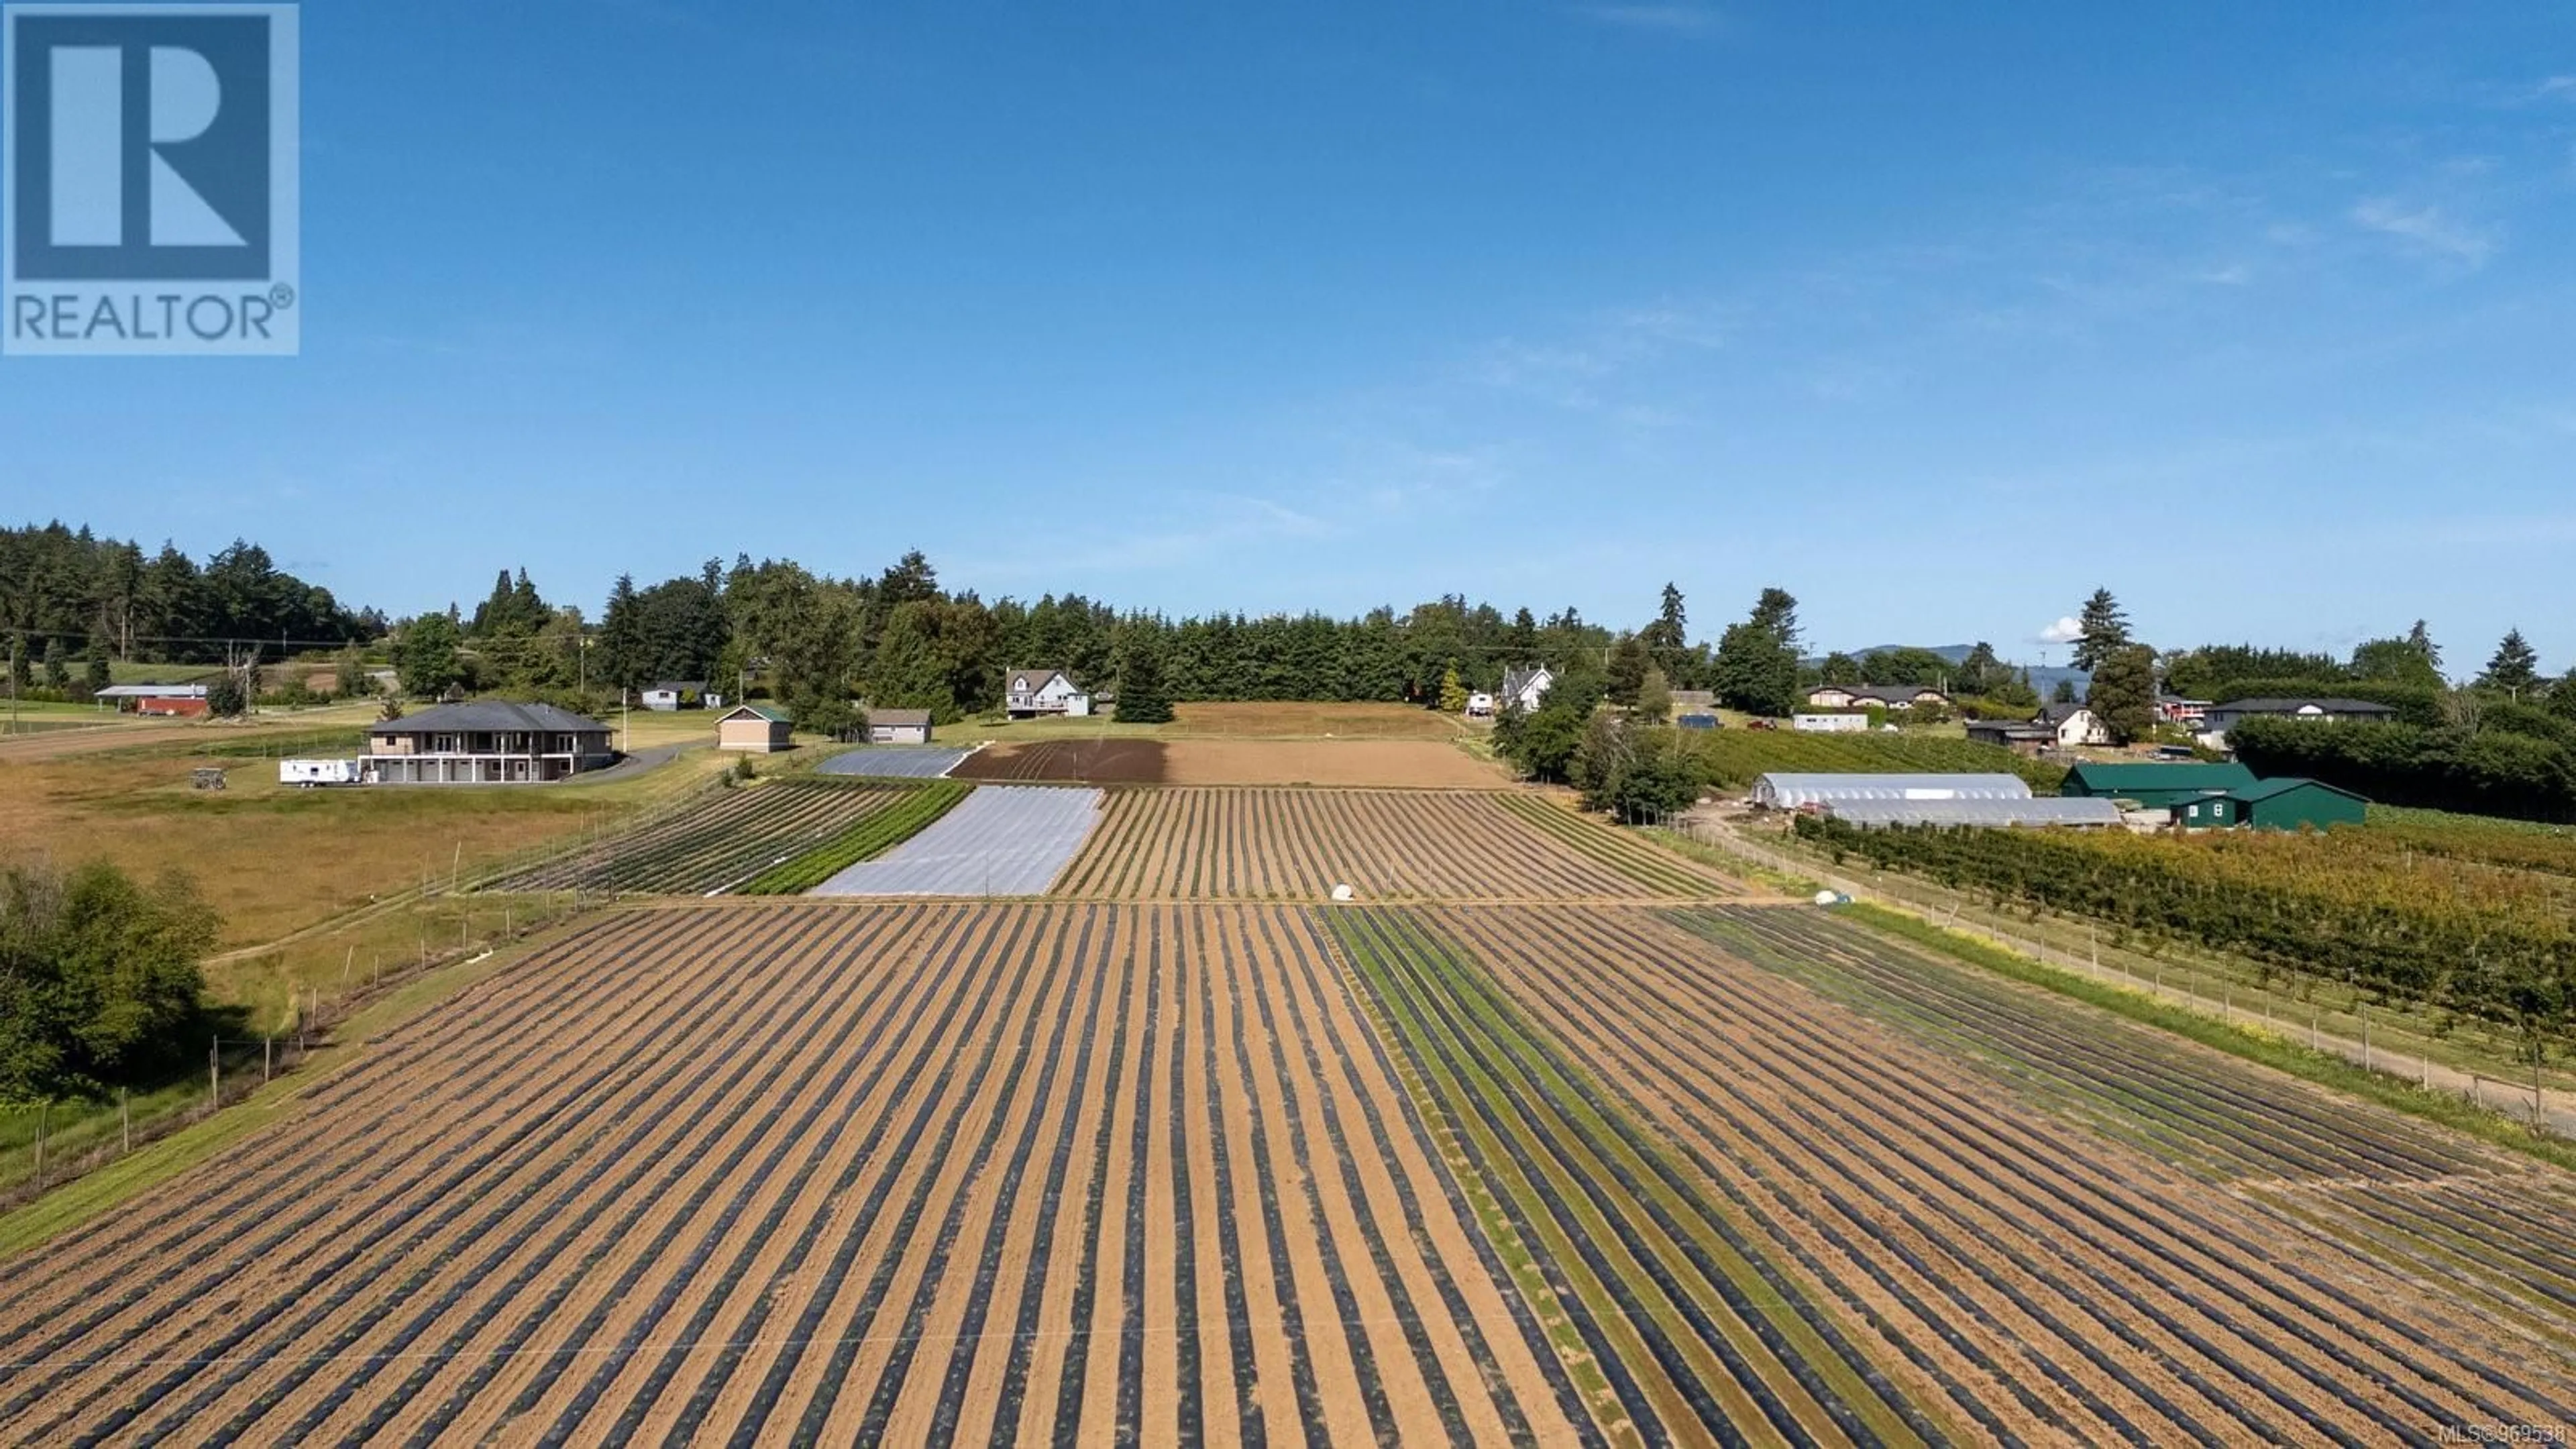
[8,1,2572,673]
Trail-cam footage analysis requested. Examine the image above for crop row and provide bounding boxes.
[1055,788,1739,901]
[1672,905,2576,1361]
[1330,906,1939,1446]
[1788,813,2576,1045]
[1444,902,2576,1442]
[735,780,970,894]
[482,777,922,895]
[0,904,1581,1444]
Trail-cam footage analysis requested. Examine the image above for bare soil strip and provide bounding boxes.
[0,902,1572,1444]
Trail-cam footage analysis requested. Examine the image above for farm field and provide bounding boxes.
[956,736,1503,788]
[816,744,977,778]
[0,902,1589,1446]
[813,785,1103,896]
[1667,906,2576,1342]
[1056,788,1740,901]
[1163,700,1472,739]
[11,761,2576,1444]
[483,777,939,896]
[1384,902,2576,1443]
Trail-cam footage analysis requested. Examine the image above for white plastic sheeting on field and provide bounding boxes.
[1749,772,2032,810]
[1821,797,2124,828]
[809,786,1102,896]
[816,745,977,779]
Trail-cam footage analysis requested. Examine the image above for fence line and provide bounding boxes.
[0,887,610,1210]
[1682,816,2576,1140]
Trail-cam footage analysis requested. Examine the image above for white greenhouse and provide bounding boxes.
[1748,772,2033,810]
[1820,797,2125,829]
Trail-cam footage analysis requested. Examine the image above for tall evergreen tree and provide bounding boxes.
[2481,629,2542,694]
[2072,588,2131,672]
[1605,634,1651,706]
[1114,633,1172,723]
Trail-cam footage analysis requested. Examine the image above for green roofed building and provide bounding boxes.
[2222,776,2369,831]
[2058,761,2256,808]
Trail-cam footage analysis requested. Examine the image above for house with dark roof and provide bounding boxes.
[364,702,614,784]
[1501,665,1555,713]
[1004,667,1091,718]
[2202,698,2400,733]
[2037,701,2112,748]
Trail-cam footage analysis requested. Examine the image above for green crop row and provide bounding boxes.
[736,782,970,895]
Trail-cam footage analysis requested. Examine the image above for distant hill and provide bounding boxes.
[1816,643,2090,700]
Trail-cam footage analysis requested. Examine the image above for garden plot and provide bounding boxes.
[816,745,976,780]
[811,786,1102,896]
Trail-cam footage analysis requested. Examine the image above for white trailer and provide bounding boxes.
[1792,712,1871,733]
[280,758,365,788]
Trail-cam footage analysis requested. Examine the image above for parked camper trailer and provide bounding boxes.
[280,759,366,788]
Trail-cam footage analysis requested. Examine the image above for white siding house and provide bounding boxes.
[1004,668,1092,718]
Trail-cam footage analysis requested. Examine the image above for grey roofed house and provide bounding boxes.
[369,700,608,735]
[366,701,615,784]
[1004,667,1091,716]
[1501,666,1554,710]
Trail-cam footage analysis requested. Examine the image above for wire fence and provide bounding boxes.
[1679,814,2576,1141]
[0,887,615,1209]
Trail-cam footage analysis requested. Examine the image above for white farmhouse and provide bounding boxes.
[1500,666,1554,714]
[1004,667,1093,718]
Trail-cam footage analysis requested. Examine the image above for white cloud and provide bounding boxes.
[2536,75,2576,100]
[1576,5,1724,36]
[2349,197,2498,268]
[2037,616,2084,645]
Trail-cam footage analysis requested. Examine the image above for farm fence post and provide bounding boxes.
[2538,1057,2547,1127]
[263,1036,272,1083]
[2362,1008,2371,1072]
[342,945,354,989]
[2422,1053,2431,1089]
[209,1038,219,1104]
[120,1089,129,1154]
[34,1102,45,1180]
[2310,1005,2318,1051]
[2471,1073,2481,1109]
